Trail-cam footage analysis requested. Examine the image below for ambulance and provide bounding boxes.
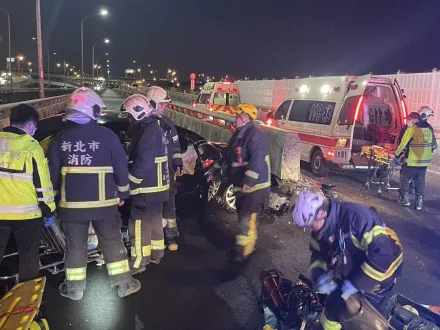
[192,82,241,114]
[266,75,408,176]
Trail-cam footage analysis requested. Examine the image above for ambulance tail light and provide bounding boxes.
[353,96,364,122]
[326,150,335,158]
[401,99,408,125]
[202,159,215,169]
[265,118,279,127]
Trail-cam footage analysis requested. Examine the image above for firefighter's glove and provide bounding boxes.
[392,157,401,166]
[44,216,55,228]
[316,274,337,295]
[341,280,358,300]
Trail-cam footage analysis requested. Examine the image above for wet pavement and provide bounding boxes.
[8,89,440,329]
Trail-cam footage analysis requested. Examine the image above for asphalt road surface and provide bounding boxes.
[8,89,440,329]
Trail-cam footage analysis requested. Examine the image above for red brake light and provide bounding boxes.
[202,159,215,168]
[401,100,407,125]
[353,96,364,122]
[267,119,273,126]
[327,150,335,158]
[192,102,196,107]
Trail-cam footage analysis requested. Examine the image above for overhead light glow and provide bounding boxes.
[299,85,308,94]
[321,85,331,94]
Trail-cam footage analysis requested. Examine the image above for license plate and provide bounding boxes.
[335,150,348,159]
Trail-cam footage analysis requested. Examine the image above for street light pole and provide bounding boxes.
[81,9,108,83]
[0,8,12,93]
[36,0,44,98]
[92,43,96,84]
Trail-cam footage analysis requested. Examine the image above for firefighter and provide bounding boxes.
[47,88,140,300]
[146,86,183,251]
[218,103,271,262]
[121,94,169,274]
[0,104,55,282]
[291,191,403,330]
[394,110,437,210]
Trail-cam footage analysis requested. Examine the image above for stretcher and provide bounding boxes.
[361,145,400,194]
[0,219,103,283]
[0,277,49,330]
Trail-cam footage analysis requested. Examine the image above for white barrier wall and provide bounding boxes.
[237,70,440,133]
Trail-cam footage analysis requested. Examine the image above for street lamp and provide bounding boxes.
[0,8,12,92]
[16,56,24,72]
[81,8,108,81]
[28,62,32,70]
[92,38,110,83]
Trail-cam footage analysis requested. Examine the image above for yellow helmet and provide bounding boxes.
[236,103,258,120]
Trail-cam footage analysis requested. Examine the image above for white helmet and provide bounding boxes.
[145,86,171,110]
[418,106,434,122]
[121,94,155,121]
[67,87,104,120]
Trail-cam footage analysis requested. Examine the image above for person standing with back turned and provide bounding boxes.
[0,104,56,282]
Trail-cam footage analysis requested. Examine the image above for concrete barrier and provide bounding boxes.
[0,95,69,128]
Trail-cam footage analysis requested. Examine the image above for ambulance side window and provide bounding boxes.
[213,93,227,106]
[289,100,335,125]
[274,101,292,120]
[199,94,210,105]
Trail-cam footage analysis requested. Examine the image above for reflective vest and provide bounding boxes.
[0,127,55,220]
[128,118,170,203]
[396,122,437,167]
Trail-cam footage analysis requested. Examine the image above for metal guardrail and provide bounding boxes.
[0,87,74,94]
[0,95,69,128]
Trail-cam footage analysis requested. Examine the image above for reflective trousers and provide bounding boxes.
[235,189,266,258]
[400,165,427,198]
[63,219,131,292]
[0,218,43,282]
[129,200,165,269]
[163,174,179,243]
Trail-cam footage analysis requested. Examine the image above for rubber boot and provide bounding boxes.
[416,196,423,211]
[398,194,410,207]
[118,278,141,298]
[168,238,178,252]
[59,282,84,301]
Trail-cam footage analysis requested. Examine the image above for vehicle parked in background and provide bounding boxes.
[265,75,408,176]
[192,82,241,115]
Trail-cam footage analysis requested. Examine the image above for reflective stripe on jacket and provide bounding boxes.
[0,127,55,220]
[223,122,271,194]
[396,121,437,167]
[47,122,129,220]
[310,200,403,291]
[128,117,170,202]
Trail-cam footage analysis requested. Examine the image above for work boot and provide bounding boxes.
[416,196,423,211]
[398,194,410,207]
[59,282,84,301]
[117,278,141,298]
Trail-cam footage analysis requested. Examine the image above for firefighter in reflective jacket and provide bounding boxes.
[147,86,184,251]
[47,88,140,300]
[394,110,437,210]
[292,192,403,330]
[218,103,271,262]
[0,104,56,282]
[121,93,170,274]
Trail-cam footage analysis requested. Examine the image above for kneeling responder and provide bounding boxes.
[47,88,140,300]
[394,110,437,210]
[0,104,55,282]
[146,86,183,251]
[292,191,403,330]
[121,94,169,273]
[218,103,270,262]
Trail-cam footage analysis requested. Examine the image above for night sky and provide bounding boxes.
[1,0,440,79]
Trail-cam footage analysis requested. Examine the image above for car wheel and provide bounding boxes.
[223,184,236,213]
[310,149,328,177]
[208,180,221,202]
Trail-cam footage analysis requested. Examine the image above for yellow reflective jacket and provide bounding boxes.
[395,122,438,167]
[0,127,56,220]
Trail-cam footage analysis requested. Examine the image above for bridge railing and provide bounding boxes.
[0,95,69,128]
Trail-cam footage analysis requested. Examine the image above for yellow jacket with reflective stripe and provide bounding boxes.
[0,127,55,220]
[395,122,437,167]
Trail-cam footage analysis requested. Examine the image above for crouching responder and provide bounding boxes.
[121,94,169,274]
[218,103,270,262]
[147,86,183,251]
[0,104,56,282]
[394,110,437,210]
[291,191,403,330]
[47,88,140,300]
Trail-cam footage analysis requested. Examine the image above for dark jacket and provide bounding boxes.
[309,200,403,292]
[160,115,183,173]
[127,116,170,203]
[222,122,271,194]
[47,121,129,221]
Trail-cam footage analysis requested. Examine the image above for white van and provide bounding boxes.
[266,75,408,176]
[193,82,241,114]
